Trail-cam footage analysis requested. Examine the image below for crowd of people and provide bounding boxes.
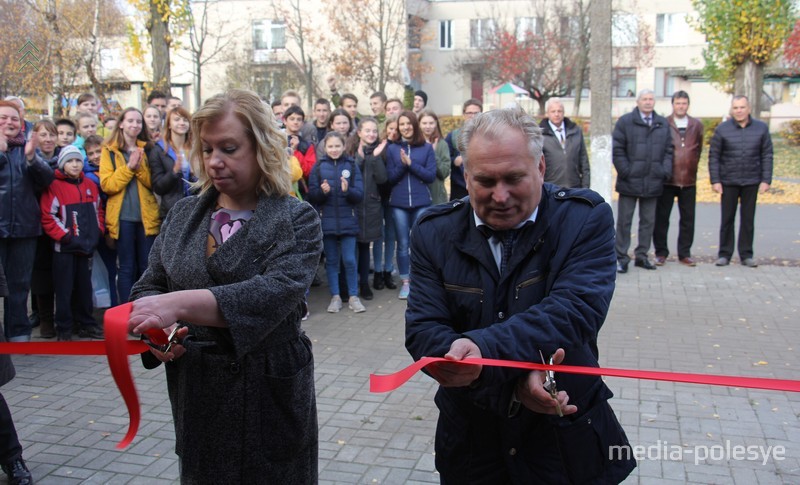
[0,82,774,484]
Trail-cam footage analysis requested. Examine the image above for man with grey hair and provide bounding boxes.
[406,107,635,483]
[539,97,590,188]
[612,89,673,273]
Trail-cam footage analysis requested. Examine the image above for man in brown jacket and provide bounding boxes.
[654,91,704,266]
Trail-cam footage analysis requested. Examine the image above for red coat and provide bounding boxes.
[40,170,104,254]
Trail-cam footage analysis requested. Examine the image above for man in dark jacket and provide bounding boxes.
[445,99,482,201]
[406,107,635,484]
[653,90,704,267]
[612,89,673,273]
[540,98,590,188]
[709,95,772,268]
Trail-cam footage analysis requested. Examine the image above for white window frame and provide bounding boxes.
[612,14,639,47]
[470,18,495,49]
[656,13,689,46]
[515,16,542,41]
[252,19,286,51]
[439,20,453,50]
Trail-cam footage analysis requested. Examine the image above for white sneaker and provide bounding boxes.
[349,296,366,313]
[327,295,342,313]
[398,281,410,300]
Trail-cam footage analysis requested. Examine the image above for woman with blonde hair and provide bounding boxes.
[127,89,323,483]
[99,107,160,303]
[149,106,196,217]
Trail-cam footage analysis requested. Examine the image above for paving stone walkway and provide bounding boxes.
[1,261,798,484]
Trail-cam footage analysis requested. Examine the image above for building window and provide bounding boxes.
[612,68,637,97]
[439,20,453,49]
[516,16,543,41]
[655,67,679,97]
[253,20,286,51]
[470,18,495,48]
[656,13,689,45]
[612,14,638,47]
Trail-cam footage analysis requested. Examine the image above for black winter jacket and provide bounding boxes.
[354,142,388,242]
[0,145,54,238]
[307,154,364,236]
[708,116,773,186]
[612,108,673,197]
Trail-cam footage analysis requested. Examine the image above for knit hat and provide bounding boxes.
[57,145,83,170]
[414,90,428,106]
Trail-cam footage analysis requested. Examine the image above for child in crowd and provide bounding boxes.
[73,112,98,157]
[82,134,118,307]
[371,116,399,292]
[284,105,317,179]
[348,117,388,301]
[55,118,76,148]
[307,132,365,313]
[40,146,105,341]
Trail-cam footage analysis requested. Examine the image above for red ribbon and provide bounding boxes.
[370,357,800,393]
[0,303,168,449]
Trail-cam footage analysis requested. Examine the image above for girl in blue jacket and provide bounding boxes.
[385,111,436,299]
[307,132,366,313]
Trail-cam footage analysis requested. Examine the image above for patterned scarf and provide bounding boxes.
[5,129,25,148]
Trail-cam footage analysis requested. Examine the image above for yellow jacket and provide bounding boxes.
[100,140,161,239]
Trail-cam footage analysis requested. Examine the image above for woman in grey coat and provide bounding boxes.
[128,90,323,484]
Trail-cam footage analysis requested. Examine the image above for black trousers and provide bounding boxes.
[719,184,759,260]
[52,252,97,337]
[653,185,697,259]
[0,393,22,464]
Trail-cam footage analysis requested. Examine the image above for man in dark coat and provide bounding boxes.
[445,99,482,201]
[540,98,590,188]
[709,95,773,268]
[406,107,635,484]
[654,90,704,267]
[612,89,673,273]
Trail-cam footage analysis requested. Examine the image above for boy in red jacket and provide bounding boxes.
[40,146,105,341]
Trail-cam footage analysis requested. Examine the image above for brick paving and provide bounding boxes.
[1,260,798,484]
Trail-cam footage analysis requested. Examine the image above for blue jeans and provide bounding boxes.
[372,202,396,273]
[96,235,119,307]
[0,237,37,339]
[323,235,358,297]
[392,206,428,280]
[117,221,155,303]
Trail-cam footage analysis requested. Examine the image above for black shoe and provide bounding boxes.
[2,458,32,485]
[57,332,73,341]
[28,313,40,328]
[616,262,628,274]
[635,259,657,270]
[373,272,385,290]
[383,271,397,290]
[78,326,104,339]
[360,284,374,301]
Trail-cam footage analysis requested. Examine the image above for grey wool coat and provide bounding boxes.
[130,188,323,485]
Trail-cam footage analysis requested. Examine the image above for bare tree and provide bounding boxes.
[320,0,414,93]
[182,0,236,108]
[271,0,319,110]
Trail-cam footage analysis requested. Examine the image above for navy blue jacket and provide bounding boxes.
[307,154,363,236]
[385,141,436,208]
[0,145,54,238]
[445,129,466,199]
[612,108,673,198]
[406,184,635,484]
[708,116,773,186]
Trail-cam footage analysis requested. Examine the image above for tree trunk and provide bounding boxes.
[149,0,172,94]
[589,0,612,202]
[734,59,763,119]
